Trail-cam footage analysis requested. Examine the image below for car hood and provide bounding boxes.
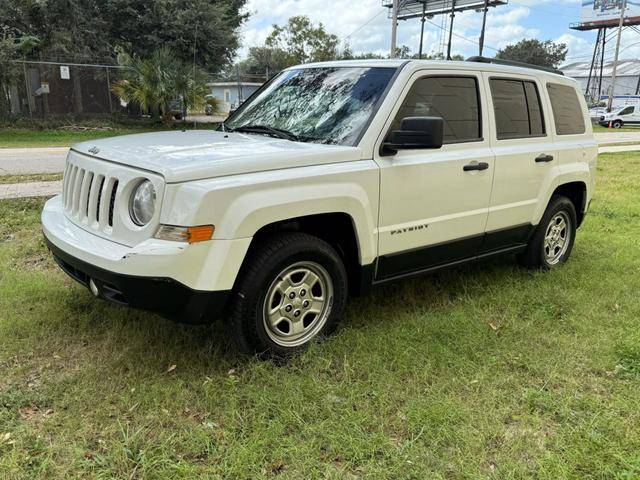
[72,130,363,183]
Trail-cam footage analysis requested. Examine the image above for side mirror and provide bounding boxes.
[383,117,444,155]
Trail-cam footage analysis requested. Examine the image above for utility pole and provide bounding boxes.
[236,65,243,106]
[390,0,399,58]
[585,28,601,101]
[446,0,457,60]
[478,0,489,57]
[418,1,427,59]
[598,27,607,102]
[607,0,626,112]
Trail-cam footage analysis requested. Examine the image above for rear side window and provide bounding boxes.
[490,79,545,139]
[389,76,481,144]
[547,83,586,135]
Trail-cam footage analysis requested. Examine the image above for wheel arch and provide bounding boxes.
[551,181,588,227]
[238,212,368,296]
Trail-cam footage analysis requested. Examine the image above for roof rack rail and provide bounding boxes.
[466,56,564,76]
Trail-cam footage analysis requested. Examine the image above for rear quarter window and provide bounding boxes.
[547,83,586,135]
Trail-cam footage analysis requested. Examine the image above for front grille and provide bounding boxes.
[60,150,163,246]
[62,161,119,231]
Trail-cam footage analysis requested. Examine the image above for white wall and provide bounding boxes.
[573,75,640,98]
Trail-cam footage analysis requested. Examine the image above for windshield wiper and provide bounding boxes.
[230,124,299,142]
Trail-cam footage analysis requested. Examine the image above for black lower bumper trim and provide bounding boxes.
[44,234,231,324]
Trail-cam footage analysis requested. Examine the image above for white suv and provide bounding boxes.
[42,58,597,356]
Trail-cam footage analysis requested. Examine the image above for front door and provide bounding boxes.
[375,72,494,280]
[619,105,636,123]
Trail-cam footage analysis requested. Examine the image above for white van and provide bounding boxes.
[599,105,640,128]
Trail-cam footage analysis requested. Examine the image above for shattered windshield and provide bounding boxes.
[225,67,397,146]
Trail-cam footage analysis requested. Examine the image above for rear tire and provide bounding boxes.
[517,195,577,269]
[228,232,348,357]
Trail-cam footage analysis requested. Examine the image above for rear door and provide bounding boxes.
[483,74,556,250]
[546,81,596,210]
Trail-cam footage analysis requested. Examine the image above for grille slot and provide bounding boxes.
[62,158,119,231]
[108,180,119,227]
[95,176,106,224]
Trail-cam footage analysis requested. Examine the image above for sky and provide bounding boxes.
[237,0,640,66]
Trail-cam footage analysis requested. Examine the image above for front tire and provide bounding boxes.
[517,195,577,269]
[228,233,348,357]
[613,120,623,129]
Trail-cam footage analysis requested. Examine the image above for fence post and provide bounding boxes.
[23,62,33,119]
[106,66,113,115]
[72,66,84,116]
[40,65,50,120]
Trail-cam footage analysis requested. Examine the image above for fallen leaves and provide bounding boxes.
[0,432,13,445]
[18,406,54,421]
[270,459,285,475]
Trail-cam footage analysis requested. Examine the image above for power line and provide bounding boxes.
[342,10,386,44]
[426,17,500,53]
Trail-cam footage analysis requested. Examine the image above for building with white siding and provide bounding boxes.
[562,59,640,101]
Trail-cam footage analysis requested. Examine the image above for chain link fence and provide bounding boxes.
[1,60,136,121]
[1,60,270,123]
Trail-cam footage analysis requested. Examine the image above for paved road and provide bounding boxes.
[595,131,640,146]
[0,147,69,175]
[0,180,63,200]
[598,144,640,154]
[1,131,640,177]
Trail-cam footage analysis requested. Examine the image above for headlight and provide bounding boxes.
[129,180,156,226]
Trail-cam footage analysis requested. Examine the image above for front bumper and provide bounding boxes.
[41,195,248,323]
[46,236,230,323]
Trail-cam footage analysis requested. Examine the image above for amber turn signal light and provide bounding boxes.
[186,225,215,243]
[154,225,215,244]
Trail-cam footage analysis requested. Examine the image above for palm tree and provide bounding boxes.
[173,62,211,118]
[113,48,209,124]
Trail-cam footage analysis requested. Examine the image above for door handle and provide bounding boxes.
[463,162,489,172]
[535,154,554,163]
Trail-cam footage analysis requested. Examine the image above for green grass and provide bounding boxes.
[1,153,640,479]
[0,123,219,148]
[593,124,640,133]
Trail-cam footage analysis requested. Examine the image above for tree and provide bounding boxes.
[340,45,464,61]
[237,16,341,78]
[0,31,41,116]
[104,0,248,72]
[414,51,464,61]
[495,39,567,69]
[112,48,209,124]
[339,46,385,60]
[265,16,340,65]
[239,46,291,77]
[0,37,20,118]
[0,0,248,72]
